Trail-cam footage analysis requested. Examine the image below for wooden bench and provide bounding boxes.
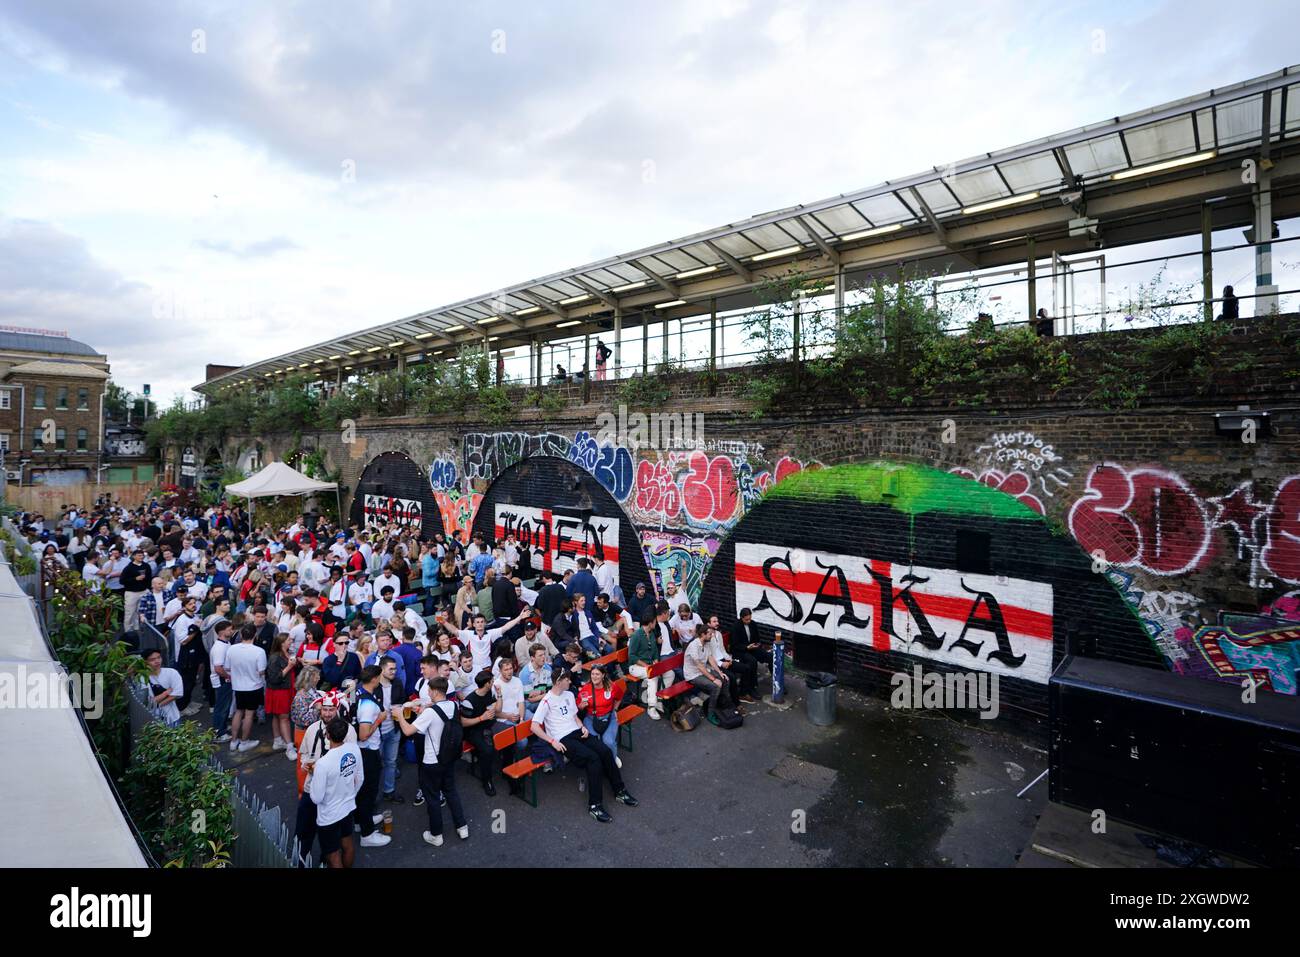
[624,651,688,714]
[608,678,646,751]
[576,645,628,673]
[501,720,544,808]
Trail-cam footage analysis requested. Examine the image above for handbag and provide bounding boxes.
[670,703,702,732]
[589,685,613,734]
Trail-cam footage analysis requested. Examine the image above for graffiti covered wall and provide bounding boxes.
[274,347,1298,705]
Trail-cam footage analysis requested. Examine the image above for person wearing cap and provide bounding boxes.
[530,667,637,823]
[627,581,655,624]
[453,575,476,629]
[514,619,556,672]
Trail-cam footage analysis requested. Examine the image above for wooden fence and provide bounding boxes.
[2,481,157,513]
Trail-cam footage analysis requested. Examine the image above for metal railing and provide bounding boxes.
[487,231,1300,385]
[124,676,313,868]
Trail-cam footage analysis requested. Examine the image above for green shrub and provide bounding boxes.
[123,721,234,867]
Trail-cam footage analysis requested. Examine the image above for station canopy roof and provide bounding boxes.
[199,65,1300,393]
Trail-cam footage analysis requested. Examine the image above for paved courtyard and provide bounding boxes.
[211,676,1049,867]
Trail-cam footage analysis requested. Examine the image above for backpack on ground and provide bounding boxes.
[714,706,743,730]
[670,703,702,732]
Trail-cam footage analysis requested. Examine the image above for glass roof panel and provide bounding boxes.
[815,204,872,233]
[1195,108,1214,150]
[1215,94,1262,147]
[946,167,1008,205]
[740,222,801,251]
[582,268,630,288]
[851,192,916,225]
[1063,133,1129,176]
[997,152,1064,192]
[1123,113,1196,164]
[913,179,960,214]
[711,232,763,257]
[651,248,708,272]
[1287,83,1300,132]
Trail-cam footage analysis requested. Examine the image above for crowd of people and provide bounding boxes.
[14,495,773,867]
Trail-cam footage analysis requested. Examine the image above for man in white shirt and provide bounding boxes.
[353,667,392,849]
[170,596,201,666]
[309,717,364,869]
[373,568,401,602]
[81,554,104,592]
[178,568,209,603]
[299,551,328,592]
[370,586,396,626]
[347,570,373,617]
[391,677,469,847]
[443,607,532,673]
[530,669,636,823]
[399,600,427,642]
[493,657,526,725]
[684,625,734,722]
[207,619,235,741]
[226,626,268,753]
[143,649,184,726]
[593,557,621,605]
[671,603,703,646]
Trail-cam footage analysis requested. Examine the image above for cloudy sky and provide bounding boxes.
[1,0,1297,402]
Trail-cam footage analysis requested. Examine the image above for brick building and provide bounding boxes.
[0,326,110,486]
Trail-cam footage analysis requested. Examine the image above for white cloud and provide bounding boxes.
[0,0,1296,402]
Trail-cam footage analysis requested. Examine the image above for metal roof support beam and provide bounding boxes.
[410,319,457,347]
[569,276,620,311]
[704,240,754,283]
[613,306,622,376]
[516,291,569,323]
[795,215,840,267]
[908,187,973,267]
[1253,87,1278,314]
[631,260,680,299]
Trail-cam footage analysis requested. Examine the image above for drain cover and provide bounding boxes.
[769,755,838,788]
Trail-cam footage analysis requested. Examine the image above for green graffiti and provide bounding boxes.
[764,461,1043,520]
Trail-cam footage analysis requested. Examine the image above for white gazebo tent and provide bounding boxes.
[225,461,341,526]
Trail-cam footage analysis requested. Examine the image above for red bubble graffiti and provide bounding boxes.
[950,468,1045,514]
[1261,476,1300,584]
[635,459,681,521]
[681,451,739,526]
[1068,464,1213,576]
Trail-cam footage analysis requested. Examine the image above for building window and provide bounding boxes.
[56,428,66,451]
[0,433,9,453]
[76,428,87,451]
[0,391,10,410]
[78,388,89,410]
[32,428,44,451]
[33,386,45,409]
[56,386,68,410]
